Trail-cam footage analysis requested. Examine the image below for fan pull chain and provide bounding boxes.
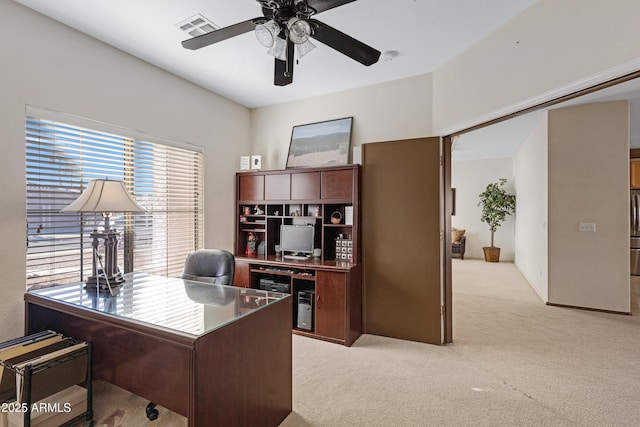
[284,49,291,77]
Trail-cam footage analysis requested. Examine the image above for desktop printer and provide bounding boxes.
[259,277,290,294]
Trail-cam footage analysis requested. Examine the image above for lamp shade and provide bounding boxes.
[287,18,311,44]
[62,179,145,213]
[255,20,280,48]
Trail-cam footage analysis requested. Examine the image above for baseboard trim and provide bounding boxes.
[546,302,631,316]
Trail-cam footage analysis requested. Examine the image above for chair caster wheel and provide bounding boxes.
[146,402,159,421]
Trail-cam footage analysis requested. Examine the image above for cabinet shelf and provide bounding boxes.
[236,166,359,263]
[250,268,316,281]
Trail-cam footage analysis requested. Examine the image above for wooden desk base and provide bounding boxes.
[25,295,292,427]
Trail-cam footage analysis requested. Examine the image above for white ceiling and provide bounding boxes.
[15,0,640,159]
[14,0,538,108]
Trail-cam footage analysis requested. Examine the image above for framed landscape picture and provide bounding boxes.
[286,117,353,169]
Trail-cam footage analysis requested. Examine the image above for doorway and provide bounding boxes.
[444,73,640,340]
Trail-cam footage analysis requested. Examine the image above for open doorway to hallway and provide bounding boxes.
[448,77,640,331]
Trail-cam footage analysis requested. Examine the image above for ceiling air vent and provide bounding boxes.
[175,14,219,38]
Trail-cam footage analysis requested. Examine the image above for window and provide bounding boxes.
[26,114,203,289]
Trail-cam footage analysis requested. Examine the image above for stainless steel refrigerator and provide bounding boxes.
[631,189,640,275]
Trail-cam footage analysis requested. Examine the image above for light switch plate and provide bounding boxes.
[578,222,596,232]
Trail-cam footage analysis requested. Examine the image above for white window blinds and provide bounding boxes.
[26,116,203,289]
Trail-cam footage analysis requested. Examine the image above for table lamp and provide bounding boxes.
[62,179,145,292]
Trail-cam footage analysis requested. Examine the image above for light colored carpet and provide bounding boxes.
[91,260,640,426]
[89,381,186,427]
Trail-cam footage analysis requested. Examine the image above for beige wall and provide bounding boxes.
[548,101,629,312]
[513,114,549,301]
[0,0,251,340]
[451,158,515,260]
[250,74,433,169]
[433,0,640,134]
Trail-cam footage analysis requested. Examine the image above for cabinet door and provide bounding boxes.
[238,175,264,201]
[265,173,291,200]
[631,160,640,188]
[291,172,320,200]
[315,271,346,341]
[321,169,353,200]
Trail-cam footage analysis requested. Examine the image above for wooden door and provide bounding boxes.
[362,137,444,344]
[315,271,346,341]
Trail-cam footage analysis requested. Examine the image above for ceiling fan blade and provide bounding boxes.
[307,0,357,14]
[274,40,295,86]
[182,19,259,50]
[309,19,381,66]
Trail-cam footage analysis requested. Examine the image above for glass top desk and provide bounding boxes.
[25,272,292,427]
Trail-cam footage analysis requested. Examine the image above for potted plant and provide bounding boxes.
[478,178,516,262]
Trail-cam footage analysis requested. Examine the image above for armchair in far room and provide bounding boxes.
[181,249,235,285]
[452,228,466,260]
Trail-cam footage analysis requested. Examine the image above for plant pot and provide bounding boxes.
[483,247,501,262]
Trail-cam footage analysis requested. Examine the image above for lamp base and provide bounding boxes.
[85,270,125,291]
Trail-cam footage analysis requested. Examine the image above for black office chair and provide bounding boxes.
[181,249,235,285]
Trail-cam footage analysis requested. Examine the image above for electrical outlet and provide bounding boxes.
[578,222,596,232]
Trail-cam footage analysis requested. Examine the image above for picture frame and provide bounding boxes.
[240,156,250,171]
[251,155,262,170]
[286,117,353,169]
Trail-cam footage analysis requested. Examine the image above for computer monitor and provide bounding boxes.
[280,225,314,259]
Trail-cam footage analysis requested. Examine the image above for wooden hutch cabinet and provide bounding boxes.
[234,165,362,346]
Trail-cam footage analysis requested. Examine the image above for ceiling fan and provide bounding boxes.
[181,0,381,86]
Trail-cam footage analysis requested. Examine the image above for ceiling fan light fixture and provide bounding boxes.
[268,36,288,61]
[287,18,311,44]
[296,39,316,58]
[255,20,280,48]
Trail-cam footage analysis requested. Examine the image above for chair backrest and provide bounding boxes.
[181,249,235,285]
